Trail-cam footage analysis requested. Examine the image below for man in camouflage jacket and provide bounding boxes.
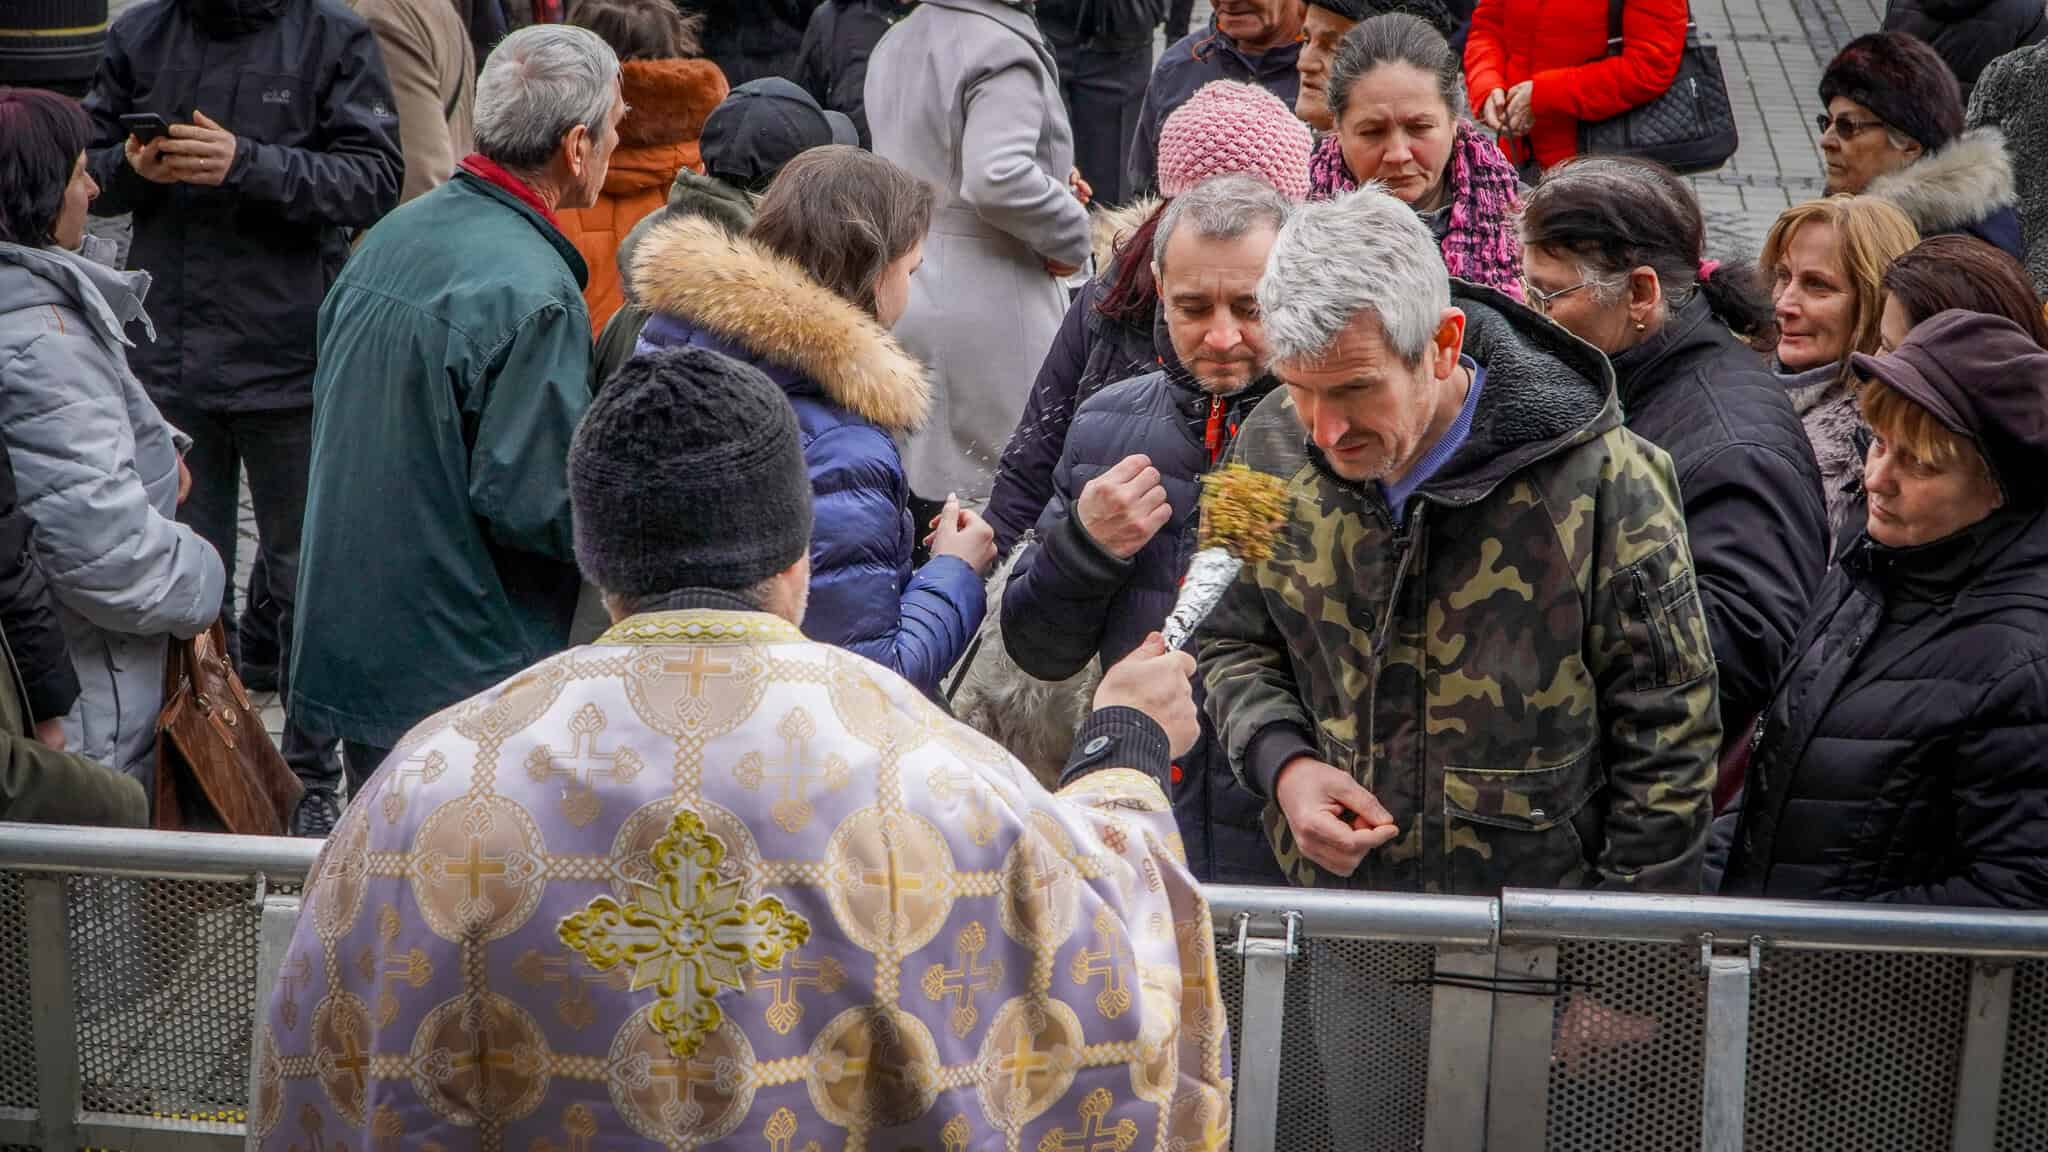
[1199,188,1721,895]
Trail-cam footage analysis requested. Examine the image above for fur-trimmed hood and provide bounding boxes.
[616,58,728,150]
[1090,196,1161,272]
[630,214,930,432]
[1867,127,2018,235]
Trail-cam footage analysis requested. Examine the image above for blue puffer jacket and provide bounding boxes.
[631,216,985,696]
[1003,365,1283,883]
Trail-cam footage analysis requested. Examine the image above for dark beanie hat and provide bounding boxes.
[1819,32,1964,151]
[1307,0,1455,35]
[1850,309,2048,501]
[569,346,812,598]
[700,78,858,194]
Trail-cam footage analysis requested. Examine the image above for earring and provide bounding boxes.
[1634,321,1647,332]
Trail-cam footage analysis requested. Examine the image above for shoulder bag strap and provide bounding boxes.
[1606,0,1625,54]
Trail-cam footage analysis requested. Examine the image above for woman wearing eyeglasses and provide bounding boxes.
[1519,157,1827,791]
[1760,195,1920,551]
[1816,31,2026,263]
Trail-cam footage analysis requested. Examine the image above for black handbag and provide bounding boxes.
[1576,0,1739,175]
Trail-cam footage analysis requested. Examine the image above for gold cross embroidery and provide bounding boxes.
[750,952,848,1035]
[276,952,312,1031]
[528,1104,596,1152]
[1070,907,1132,1019]
[857,832,929,934]
[524,703,644,828]
[382,748,447,825]
[662,647,733,694]
[1037,1087,1138,1152]
[734,707,850,833]
[559,807,810,1059]
[513,948,628,1031]
[920,921,1004,1038]
[330,1028,370,1102]
[1001,1027,1054,1097]
[446,837,507,902]
[928,766,1000,846]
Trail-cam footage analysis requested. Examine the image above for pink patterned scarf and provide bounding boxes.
[1308,122,1525,300]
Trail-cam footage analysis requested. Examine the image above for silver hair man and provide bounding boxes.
[474,24,621,174]
[1152,174,1294,276]
[1258,183,1452,366]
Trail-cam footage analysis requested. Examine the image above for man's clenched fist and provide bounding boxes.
[1275,755,1399,876]
[1078,453,1172,560]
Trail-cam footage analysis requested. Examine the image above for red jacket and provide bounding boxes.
[1463,0,1687,170]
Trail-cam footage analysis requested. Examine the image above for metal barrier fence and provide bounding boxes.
[1,825,2045,1151]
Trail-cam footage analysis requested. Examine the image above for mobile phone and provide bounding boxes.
[120,112,171,143]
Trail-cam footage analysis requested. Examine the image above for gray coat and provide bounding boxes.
[0,245,226,790]
[866,0,1094,499]
[1969,41,2048,294]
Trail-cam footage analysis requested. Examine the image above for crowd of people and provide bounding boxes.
[4,0,2048,1144]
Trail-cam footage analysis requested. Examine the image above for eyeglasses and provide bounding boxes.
[1815,112,1889,141]
[1522,278,1597,316]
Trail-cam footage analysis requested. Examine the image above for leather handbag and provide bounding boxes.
[154,621,302,835]
[1577,0,1739,175]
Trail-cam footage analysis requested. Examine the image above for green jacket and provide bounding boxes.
[0,627,145,827]
[291,171,592,749]
[1199,284,1720,894]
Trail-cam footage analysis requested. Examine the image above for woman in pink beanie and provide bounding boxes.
[985,80,1312,550]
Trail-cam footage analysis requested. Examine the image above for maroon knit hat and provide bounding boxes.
[1156,81,1315,202]
[1850,309,2048,501]
[1819,32,1964,151]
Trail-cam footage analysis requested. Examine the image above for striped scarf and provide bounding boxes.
[1308,121,1525,301]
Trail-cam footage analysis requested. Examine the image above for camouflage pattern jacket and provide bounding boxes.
[1198,283,1721,893]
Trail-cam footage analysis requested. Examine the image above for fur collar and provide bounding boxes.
[617,58,727,150]
[1867,128,2017,236]
[630,214,930,432]
[1091,196,1160,272]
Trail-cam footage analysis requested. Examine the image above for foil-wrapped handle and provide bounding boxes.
[1162,548,1244,651]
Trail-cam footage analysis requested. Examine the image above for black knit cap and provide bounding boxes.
[1819,32,1964,151]
[569,346,812,598]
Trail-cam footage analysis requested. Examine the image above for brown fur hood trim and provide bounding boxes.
[1091,195,1161,272]
[617,58,728,150]
[630,214,931,432]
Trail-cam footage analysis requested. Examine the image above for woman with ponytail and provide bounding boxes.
[1519,156,1829,778]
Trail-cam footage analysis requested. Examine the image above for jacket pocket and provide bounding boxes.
[1620,537,1716,690]
[1443,750,1599,894]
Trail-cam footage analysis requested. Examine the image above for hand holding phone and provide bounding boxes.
[119,112,170,143]
[121,115,179,185]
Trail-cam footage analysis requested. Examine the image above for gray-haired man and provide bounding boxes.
[1002,174,1293,884]
[290,24,626,834]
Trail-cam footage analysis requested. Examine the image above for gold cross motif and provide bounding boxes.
[446,837,507,902]
[528,1103,597,1152]
[370,946,433,1028]
[1001,1028,1054,1097]
[276,952,312,1031]
[1070,907,1132,1019]
[513,948,628,1031]
[524,703,644,828]
[559,807,810,1059]
[382,748,446,825]
[928,766,1000,846]
[920,921,1004,1038]
[857,830,929,934]
[750,952,848,1035]
[1037,1087,1138,1152]
[331,1029,370,1101]
[734,707,850,833]
[663,647,733,694]
[648,1050,730,1121]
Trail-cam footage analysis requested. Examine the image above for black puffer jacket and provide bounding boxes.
[682,0,821,86]
[986,273,1169,552]
[1723,504,2048,907]
[81,0,402,412]
[1609,294,1829,736]
[1003,365,1285,885]
[1884,0,2046,100]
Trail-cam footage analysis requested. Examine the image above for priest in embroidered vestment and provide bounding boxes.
[255,346,1233,1152]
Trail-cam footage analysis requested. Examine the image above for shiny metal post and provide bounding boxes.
[1230,909,1299,1152]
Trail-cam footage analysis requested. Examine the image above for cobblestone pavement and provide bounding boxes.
[243,0,1876,742]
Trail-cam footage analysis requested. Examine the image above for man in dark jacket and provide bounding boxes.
[80,0,403,804]
[795,0,913,147]
[292,24,623,831]
[1884,0,2045,102]
[1005,175,1291,884]
[1040,0,1164,207]
[679,0,821,85]
[1127,0,1305,197]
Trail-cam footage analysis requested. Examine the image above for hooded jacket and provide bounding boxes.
[1867,127,2028,263]
[81,0,403,412]
[1004,364,1287,884]
[1967,42,2048,295]
[590,167,756,394]
[1884,0,2046,101]
[631,216,986,697]
[0,244,227,788]
[1198,282,1721,893]
[557,57,729,337]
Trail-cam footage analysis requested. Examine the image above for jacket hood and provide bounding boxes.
[630,214,930,432]
[1091,196,1160,273]
[1423,279,1621,504]
[1867,127,2017,236]
[0,244,154,348]
[616,58,728,151]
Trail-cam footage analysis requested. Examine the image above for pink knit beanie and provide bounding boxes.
[1156,81,1315,203]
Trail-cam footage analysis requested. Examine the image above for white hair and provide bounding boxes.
[1152,174,1293,276]
[474,25,621,172]
[1258,184,1450,366]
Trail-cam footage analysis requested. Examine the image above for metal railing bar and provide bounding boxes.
[1423,945,1494,1152]
[1698,939,1756,1152]
[1228,911,1297,1152]
[25,876,77,1152]
[1481,942,1557,1152]
[0,826,320,885]
[1206,885,1498,946]
[1502,890,2048,957]
[75,1111,245,1150]
[0,1106,36,1143]
[245,895,299,1152]
[1949,959,2014,1152]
